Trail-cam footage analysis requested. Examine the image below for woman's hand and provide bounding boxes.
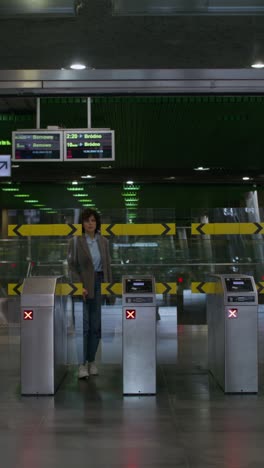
[83,288,88,300]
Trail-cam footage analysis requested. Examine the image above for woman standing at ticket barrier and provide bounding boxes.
[68,209,112,379]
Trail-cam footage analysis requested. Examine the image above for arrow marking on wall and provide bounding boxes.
[196,282,206,293]
[8,224,81,237]
[106,283,115,295]
[161,282,171,294]
[55,282,82,296]
[8,283,23,295]
[69,283,78,295]
[68,224,78,236]
[161,224,171,236]
[102,223,176,236]
[9,282,82,296]
[102,282,177,295]
[105,224,115,236]
[14,282,23,295]
[13,225,23,237]
[254,223,263,235]
[197,224,206,234]
[256,282,264,294]
[155,282,177,294]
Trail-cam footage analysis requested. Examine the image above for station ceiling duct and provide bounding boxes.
[0,0,76,17]
[112,0,264,15]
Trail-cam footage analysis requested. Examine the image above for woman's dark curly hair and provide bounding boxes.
[81,209,101,233]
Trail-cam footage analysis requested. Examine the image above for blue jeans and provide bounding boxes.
[83,274,102,363]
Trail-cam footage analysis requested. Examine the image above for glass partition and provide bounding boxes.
[2,207,264,294]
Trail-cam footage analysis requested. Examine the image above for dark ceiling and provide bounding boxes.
[0,1,263,70]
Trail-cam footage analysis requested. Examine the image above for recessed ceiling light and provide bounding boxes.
[72,181,78,185]
[81,175,95,179]
[251,62,264,69]
[2,187,19,192]
[194,166,210,171]
[67,187,84,191]
[72,193,87,197]
[242,176,250,180]
[70,63,86,70]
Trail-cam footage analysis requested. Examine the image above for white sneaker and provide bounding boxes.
[89,362,98,375]
[78,363,89,379]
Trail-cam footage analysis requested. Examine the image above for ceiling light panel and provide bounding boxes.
[112,0,264,15]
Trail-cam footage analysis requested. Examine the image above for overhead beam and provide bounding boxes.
[0,69,264,94]
[113,0,264,15]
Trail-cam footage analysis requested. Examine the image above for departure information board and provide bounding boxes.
[12,131,63,161]
[64,130,115,161]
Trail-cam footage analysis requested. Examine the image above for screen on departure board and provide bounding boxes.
[12,131,63,161]
[64,130,115,161]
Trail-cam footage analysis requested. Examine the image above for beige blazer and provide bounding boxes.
[68,234,112,298]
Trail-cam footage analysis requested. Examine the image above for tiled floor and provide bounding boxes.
[1,306,264,468]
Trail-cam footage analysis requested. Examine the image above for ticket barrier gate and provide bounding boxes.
[122,275,156,395]
[20,276,67,395]
[207,274,258,393]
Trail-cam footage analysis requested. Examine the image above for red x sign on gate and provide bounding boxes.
[228,308,238,319]
[126,309,136,319]
[24,310,33,320]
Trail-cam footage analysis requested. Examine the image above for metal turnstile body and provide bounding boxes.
[20,276,67,395]
[122,275,156,395]
[207,274,258,393]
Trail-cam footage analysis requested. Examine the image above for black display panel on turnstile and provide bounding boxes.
[225,277,254,292]
[125,279,153,294]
